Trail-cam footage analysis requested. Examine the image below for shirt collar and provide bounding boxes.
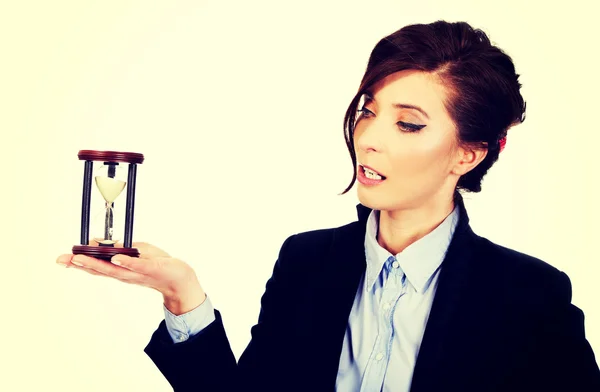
[364,206,460,293]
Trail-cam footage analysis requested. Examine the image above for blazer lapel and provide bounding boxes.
[409,193,482,392]
[304,193,482,391]
[305,204,370,390]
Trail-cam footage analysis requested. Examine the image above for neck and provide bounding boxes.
[377,194,456,255]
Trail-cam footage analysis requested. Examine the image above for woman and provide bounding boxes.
[56,21,600,391]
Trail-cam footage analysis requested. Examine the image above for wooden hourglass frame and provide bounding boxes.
[72,150,144,261]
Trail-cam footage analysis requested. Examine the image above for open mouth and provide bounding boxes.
[360,164,386,180]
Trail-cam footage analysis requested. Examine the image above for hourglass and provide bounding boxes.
[72,150,144,261]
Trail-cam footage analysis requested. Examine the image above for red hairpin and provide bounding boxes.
[499,137,507,153]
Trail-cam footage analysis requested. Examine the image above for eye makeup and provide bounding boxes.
[357,105,426,133]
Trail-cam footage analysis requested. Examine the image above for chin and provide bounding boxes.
[356,186,393,211]
[356,185,417,212]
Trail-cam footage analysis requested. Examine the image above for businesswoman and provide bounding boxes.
[56,21,600,391]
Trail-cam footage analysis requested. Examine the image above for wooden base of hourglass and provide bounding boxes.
[72,245,140,261]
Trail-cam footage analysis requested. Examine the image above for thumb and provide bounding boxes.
[110,254,152,274]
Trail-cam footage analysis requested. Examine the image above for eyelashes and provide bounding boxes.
[357,106,426,133]
[398,121,426,132]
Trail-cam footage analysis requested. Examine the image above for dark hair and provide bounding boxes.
[340,20,526,194]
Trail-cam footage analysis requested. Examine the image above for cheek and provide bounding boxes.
[390,133,455,178]
[352,124,366,146]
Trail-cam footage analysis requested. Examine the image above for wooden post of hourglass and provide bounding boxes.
[72,150,144,261]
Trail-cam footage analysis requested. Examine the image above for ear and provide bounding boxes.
[451,144,488,176]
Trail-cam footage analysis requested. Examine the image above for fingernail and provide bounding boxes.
[56,262,68,267]
[72,260,84,267]
[111,257,121,266]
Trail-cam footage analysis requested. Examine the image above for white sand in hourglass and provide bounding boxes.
[93,176,126,245]
[95,176,126,203]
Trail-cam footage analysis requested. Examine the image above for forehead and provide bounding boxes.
[368,70,451,118]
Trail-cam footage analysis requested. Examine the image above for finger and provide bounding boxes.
[67,263,138,284]
[110,254,156,275]
[56,254,74,266]
[71,254,143,282]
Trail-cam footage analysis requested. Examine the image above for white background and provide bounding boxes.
[2,1,599,390]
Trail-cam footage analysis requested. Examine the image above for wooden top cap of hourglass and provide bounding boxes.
[78,150,144,164]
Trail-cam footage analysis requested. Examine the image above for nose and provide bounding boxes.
[354,121,383,153]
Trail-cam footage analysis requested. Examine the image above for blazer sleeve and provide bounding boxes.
[532,271,600,391]
[144,234,302,392]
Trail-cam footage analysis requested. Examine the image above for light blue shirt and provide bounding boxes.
[335,207,459,391]
[163,295,215,343]
[164,206,459,391]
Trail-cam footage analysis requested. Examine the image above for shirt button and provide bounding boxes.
[178,335,187,342]
[375,353,384,361]
[392,261,400,269]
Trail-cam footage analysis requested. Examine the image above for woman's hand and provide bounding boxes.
[56,242,206,315]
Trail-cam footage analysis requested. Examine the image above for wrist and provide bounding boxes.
[163,275,206,316]
[164,289,206,316]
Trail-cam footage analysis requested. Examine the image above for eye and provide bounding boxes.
[397,121,426,133]
[357,106,374,118]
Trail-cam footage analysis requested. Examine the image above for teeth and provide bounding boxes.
[363,166,383,180]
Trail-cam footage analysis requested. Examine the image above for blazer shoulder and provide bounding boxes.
[287,219,359,250]
[474,234,572,304]
[278,220,360,269]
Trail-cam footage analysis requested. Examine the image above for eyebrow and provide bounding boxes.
[364,92,430,120]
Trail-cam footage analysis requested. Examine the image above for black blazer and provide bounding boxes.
[145,195,600,391]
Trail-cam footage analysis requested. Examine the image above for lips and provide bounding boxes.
[359,163,386,179]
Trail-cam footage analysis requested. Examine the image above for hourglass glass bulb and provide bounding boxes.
[95,176,126,203]
[92,162,127,246]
